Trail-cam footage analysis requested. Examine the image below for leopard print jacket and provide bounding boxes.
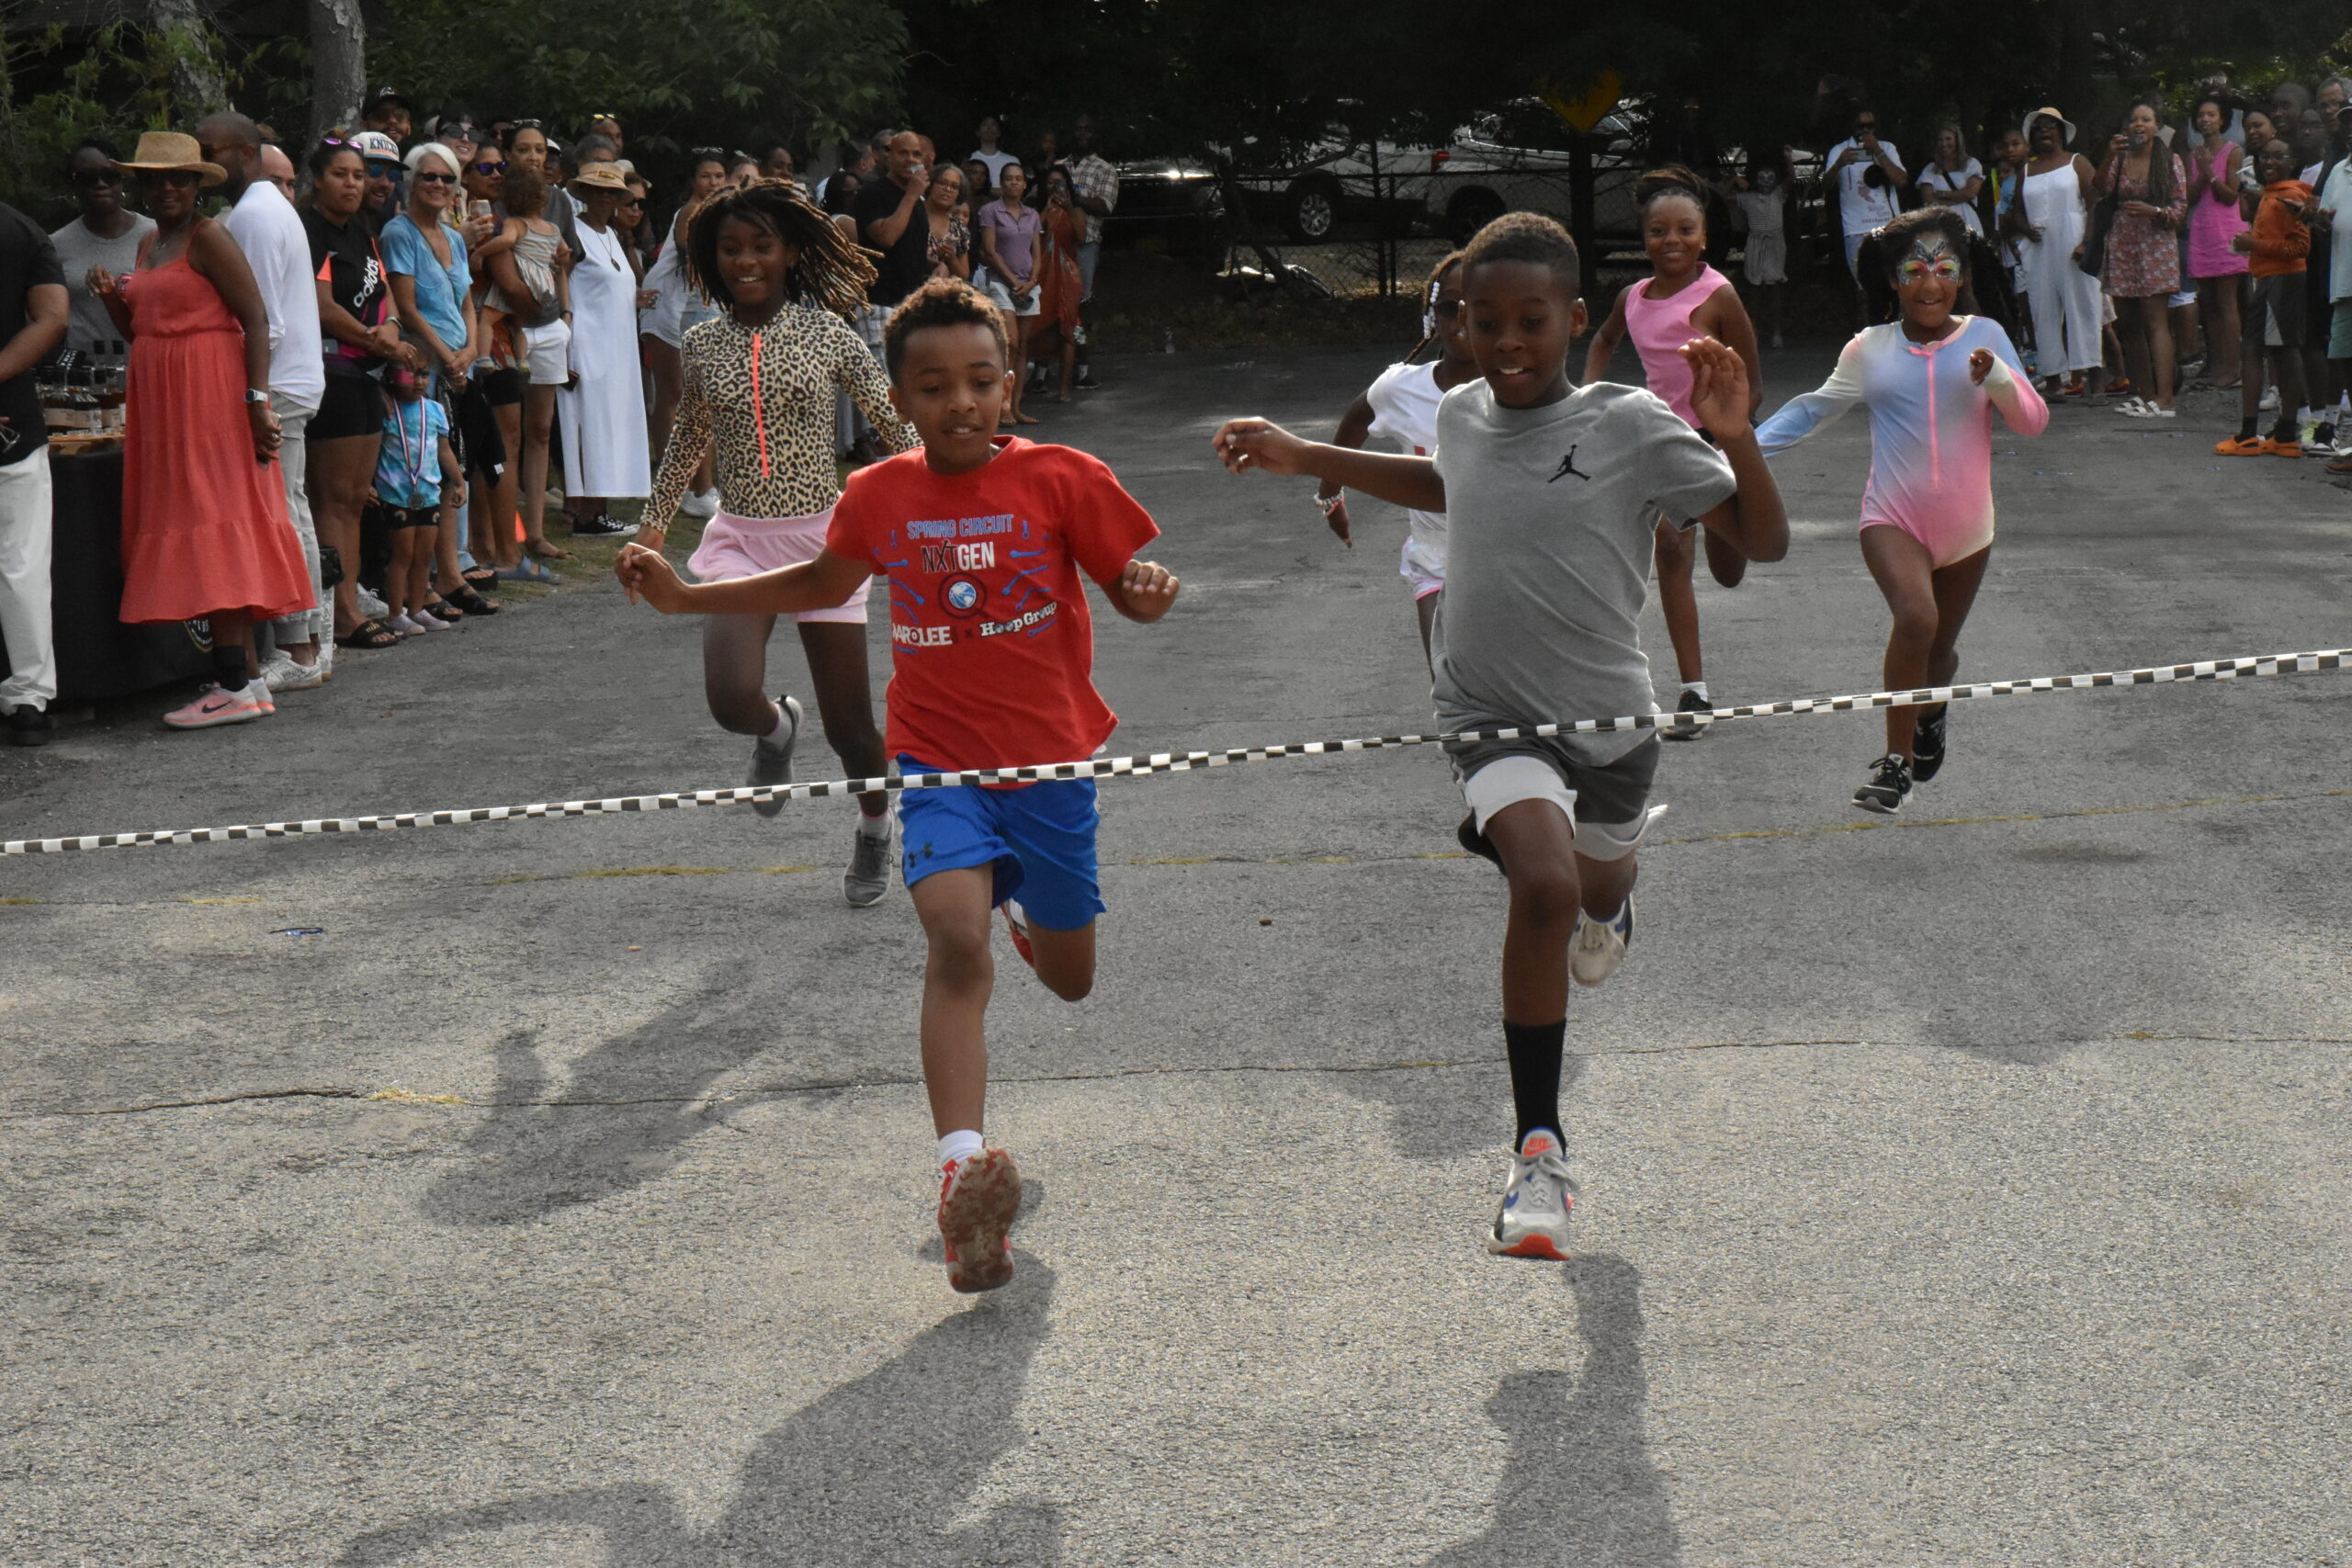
[646,304,916,525]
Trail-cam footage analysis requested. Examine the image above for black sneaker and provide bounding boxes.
[1076,368,1102,390]
[1910,706,1948,782]
[1456,814,1505,874]
[6,705,51,747]
[570,513,639,539]
[1852,752,1913,815]
[1659,688,1711,742]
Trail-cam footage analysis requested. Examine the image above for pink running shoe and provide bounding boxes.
[937,1146,1022,1293]
[163,683,268,730]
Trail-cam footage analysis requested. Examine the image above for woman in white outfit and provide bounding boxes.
[557,162,651,536]
[2007,107,2102,395]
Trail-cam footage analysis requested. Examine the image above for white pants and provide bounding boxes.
[0,447,54,713]
[267,401,323,647]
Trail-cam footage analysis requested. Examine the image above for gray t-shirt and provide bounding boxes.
[1430,378,1736,761]
[49,214,154,354]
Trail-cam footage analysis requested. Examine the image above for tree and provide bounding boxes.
[309,0,364,142]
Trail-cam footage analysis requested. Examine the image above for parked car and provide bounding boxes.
[1107,157,1226,256]
[1224,130,1439,243]
[1426,100,1645,246]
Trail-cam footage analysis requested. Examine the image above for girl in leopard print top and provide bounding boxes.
[636,182,918,901]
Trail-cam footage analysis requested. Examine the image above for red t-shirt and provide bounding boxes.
[825,437,1160,778]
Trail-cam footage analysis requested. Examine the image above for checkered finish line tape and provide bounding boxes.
[6,647,2345,857]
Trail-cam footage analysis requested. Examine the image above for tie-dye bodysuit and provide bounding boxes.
[1756,316,2048,567]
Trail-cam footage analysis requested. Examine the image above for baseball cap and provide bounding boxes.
[363,85,408,113]
[352,130,401,165]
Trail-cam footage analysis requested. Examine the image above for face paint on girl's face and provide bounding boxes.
[1896,233,1963,286]
[1756,169,1779,192]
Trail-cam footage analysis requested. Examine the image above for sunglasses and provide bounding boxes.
[507,118,543,132]
[413,170,457,185]
[70,168,122,186]
[471,160,506,175]
[690,146,727,159]
[139,170,201,187]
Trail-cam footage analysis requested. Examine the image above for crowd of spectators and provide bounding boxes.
[0,97,1121,741]
[1769,75,2352,455]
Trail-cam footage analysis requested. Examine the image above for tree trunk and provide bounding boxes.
[2054,0,2098,122]
[309,0,367,144]
[147,0,229,118]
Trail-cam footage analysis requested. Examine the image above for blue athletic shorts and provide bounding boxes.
[895,757,1105,931]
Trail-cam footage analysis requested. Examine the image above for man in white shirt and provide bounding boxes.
[198,110,329,688]
[1825,107,1905,286]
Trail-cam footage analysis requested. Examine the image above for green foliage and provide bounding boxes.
[372,0,906,159]
[0,8,233,223]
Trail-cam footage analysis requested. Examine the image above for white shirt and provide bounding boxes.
[1920,157,1986,236]
[969,149,1021,185]
[1363,360,1449,585]
[1827,137,1905,234]
[2325,160,2352,301]
[220,179,324,408]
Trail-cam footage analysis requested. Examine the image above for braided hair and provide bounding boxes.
[1407,248,1466,363]
[683,177,876,318]
[1634,164,1709,227]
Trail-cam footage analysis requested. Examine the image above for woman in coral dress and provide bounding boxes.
[90,132,310,729]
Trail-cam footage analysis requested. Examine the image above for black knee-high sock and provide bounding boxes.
[1504,1020,1566,1147]
[211,644,249,688]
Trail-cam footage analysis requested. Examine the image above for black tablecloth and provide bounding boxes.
[6,446,212,703]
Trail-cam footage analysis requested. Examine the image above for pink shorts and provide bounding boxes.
[686,507,869,623]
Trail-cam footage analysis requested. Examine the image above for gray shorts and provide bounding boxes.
[1450,734,1664,861]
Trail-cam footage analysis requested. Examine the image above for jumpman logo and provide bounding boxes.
[1548,446,1590,483]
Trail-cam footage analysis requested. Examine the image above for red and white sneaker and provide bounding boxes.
[937,1146,1022,1293]
[1486,1129,1577,1260]
[163,682,269,730]
[999,899,1036,970]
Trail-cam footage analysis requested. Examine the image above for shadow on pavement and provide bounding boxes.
[1354,1055,1592,1162]
[1424,1253,1682,1567]
[420,964,780,1226]
[336,1260,1060,1566]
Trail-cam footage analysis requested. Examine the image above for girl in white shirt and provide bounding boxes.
[1309,252,1476,667]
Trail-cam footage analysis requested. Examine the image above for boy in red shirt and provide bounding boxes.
[616,278,1180,1292]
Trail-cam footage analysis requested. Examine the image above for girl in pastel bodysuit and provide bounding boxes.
[1757,207,2048,817]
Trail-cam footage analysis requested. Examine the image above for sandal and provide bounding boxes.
[334,617,402,649]
[495,558,560,584]
[525,539,574,562]
[442,585,501,615]
[462,566,499,589]
[420,598,464,622]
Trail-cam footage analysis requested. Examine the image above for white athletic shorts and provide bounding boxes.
[521,320,571,385]
[1457,749,1667,863]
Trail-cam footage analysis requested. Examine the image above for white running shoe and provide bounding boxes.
[259,653,327,693]
[748,694,801,818]
[1487,1129,1577,1260]
[843,819,893,907]
[1568,899,1635,987]
[2258,387,2280,412]
[679,487,720,520]
[356,585,390,620]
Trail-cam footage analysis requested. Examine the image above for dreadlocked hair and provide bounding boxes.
[1407,247,1467,363]
[684,177,877,319]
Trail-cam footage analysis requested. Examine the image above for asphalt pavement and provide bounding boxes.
[5,339,2349,1567]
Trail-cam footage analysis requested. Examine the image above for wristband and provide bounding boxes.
[1314,491,1343,517]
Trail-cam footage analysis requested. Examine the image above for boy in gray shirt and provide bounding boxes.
[1213,212,1787,1262]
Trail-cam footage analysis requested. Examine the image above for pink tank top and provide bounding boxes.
[1624,263,1730,427]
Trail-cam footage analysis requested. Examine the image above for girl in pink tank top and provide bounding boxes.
[1582,167,1764,729]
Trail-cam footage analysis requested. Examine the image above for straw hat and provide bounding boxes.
[568,162,630,192]
[112,131,225,186]
[2022,107,2076,147]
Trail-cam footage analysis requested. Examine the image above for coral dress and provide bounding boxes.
[119,250,310,625]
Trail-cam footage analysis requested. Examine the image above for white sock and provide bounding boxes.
[937,1129,984,1168]
[1680,681,1709,704]
[857,807,890,840]
[759,702,791,746]
[2296,406,2313,423]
